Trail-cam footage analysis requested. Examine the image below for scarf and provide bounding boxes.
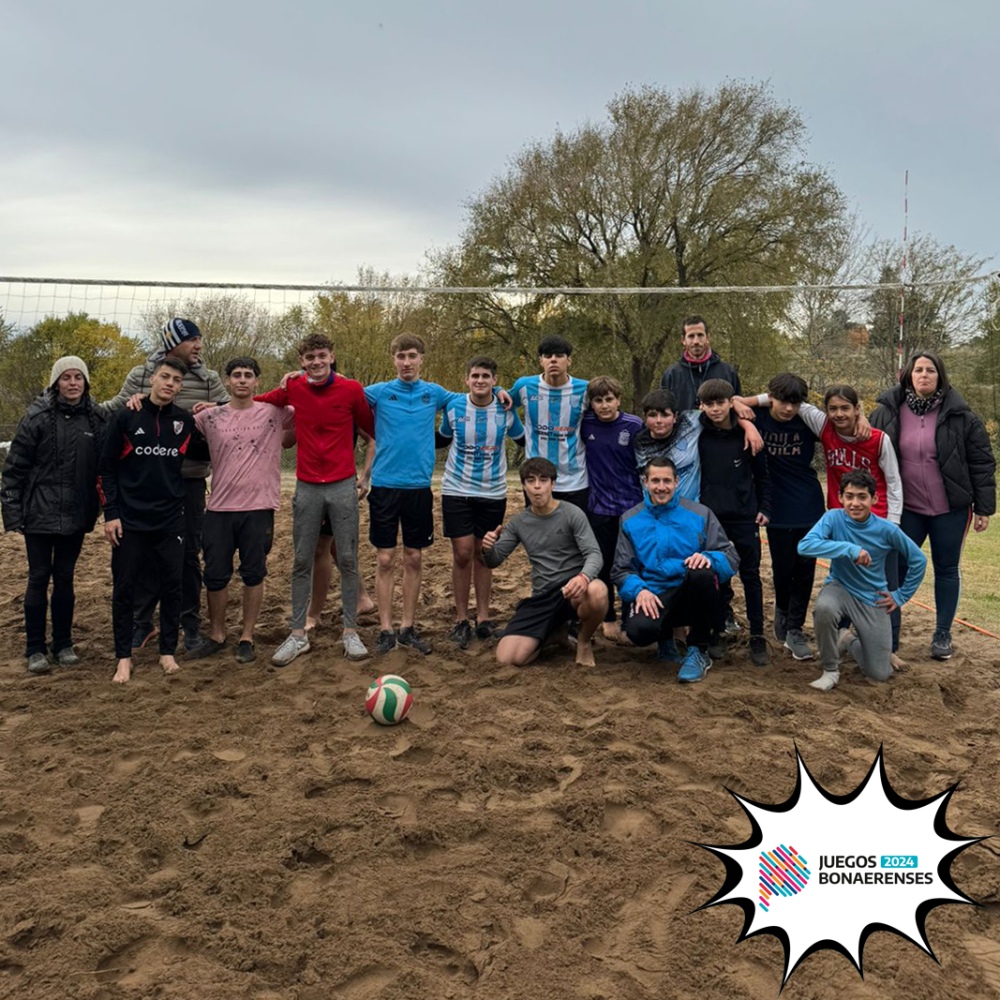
[904,386,943,417]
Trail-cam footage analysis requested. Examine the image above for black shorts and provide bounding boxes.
[503,587,576,643]
[368,486,434,550]
[202,509,274,590]
[441,495,507,539]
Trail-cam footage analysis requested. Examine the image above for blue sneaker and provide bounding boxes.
[655,638,681,661]
[678,646,712,683]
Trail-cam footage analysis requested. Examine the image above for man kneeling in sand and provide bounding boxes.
[481,458,607,667]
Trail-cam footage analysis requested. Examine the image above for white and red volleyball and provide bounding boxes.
[365,674,413,726]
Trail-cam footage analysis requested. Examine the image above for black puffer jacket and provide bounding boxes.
[1,391,107,534]
[869,385,996,516]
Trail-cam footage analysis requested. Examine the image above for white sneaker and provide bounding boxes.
[342,632,369,661]
[810,670,840,692]
[271,633,310,667]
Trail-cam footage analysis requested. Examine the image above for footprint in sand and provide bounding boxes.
[601,803,658,842]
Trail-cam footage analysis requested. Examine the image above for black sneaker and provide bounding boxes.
[475,619,501,640]
[187,637,226,660]
[132,624,158,650]
[749,635,769,667]
[234,640,257,664]
[397,626,431,655]
[706,633,727,660]
[184,629,205,653]
[376,630,398,655]
[449,620,472,650]
[930,629,953,660]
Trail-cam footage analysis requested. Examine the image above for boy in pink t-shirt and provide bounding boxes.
[192,357,295,663]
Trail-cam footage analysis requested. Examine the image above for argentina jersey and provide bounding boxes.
[510,375,589,491]
[439,396,524,498]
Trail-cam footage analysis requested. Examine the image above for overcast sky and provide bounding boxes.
[2,0,996,288]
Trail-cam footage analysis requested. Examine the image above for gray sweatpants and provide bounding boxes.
[290,478,360,631]
[813,580,893,682]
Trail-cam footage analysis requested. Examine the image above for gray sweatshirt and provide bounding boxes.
[483,502,603,595]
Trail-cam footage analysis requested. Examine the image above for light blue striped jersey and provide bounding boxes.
[439,395,525,498]
[509,375,590,492]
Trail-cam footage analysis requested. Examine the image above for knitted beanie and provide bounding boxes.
[161,318,202,351]
[49,355,91,388]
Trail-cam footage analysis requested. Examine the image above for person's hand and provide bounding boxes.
[192,401,215,414]
[481,524,503,552]
[634,588,662,619]
[755,512,769,526]
[278,370,304,390]
[684,552,711,570]
[561,574,589,601]
[875,590,899,614]
[125,393,147,412]
[356,476,371,501]
[855,412,872,441]
[975,514,990,532]
[854,547,871,566]
[740,420,764,455]
[496,389,513,411]
[104,518,123,547]
[733,398,755,421]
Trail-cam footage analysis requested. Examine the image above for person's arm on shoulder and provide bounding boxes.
[878,434,903,523]
[100,364,147,413]
[738,417,764,455]
[797,402,827,436]
[353,383,375,439]
[208,370,230,404]
[507,408,526,447]
[436,406,454,450]
[254,384,290,407]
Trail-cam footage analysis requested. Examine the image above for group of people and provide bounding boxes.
[1,314,995,692]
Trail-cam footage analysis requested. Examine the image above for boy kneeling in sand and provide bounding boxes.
[481,458,607,667]
[798,470,927,692]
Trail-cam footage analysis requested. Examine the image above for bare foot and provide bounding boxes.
[575,639,596,668]
[601,621,623,643]
[112,658,132,684]
[890,652,909,673]
[357,597,376,616]
[160,655,180,675]
[305,616,318,632]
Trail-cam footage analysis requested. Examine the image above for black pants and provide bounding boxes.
[766,525,817,631]
[135,479,205,636]
[23,532,86,657]
[113,527,184,658]
[586,512,629,624]
[625,568,723,649]
[719,519,764,635]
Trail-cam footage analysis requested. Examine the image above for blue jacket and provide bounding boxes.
[612,493,739,602]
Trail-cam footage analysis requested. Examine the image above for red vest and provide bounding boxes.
[820,423,889,518]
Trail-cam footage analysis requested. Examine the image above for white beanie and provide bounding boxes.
[49,355,90,388]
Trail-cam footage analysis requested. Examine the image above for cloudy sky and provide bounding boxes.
[2,0,996,288]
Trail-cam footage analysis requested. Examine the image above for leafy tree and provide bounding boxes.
[435,81,847,403]
[0,312,143,423]
[864,234,987,385]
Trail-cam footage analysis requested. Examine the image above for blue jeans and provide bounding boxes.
[891,507,971,646]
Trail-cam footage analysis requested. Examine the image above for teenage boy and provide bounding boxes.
[481,458,607,668]
[509,336,590,510]
[696,379,772,666]
[798,471,926,692]
[613,456,738,683]
[99,358,202,684]
[190,357,295,664]
[634,389,762,504]
[581,376,643,640]
[750,373,825,661]
[364,333,462,655]
[256,335,375,666]
[437,356,525,648]
[104,318,228,653]
[660,315,742,412]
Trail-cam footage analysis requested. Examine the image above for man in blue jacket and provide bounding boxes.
[612,455,739,682]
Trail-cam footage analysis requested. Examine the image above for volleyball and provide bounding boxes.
[365,674,413,726]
